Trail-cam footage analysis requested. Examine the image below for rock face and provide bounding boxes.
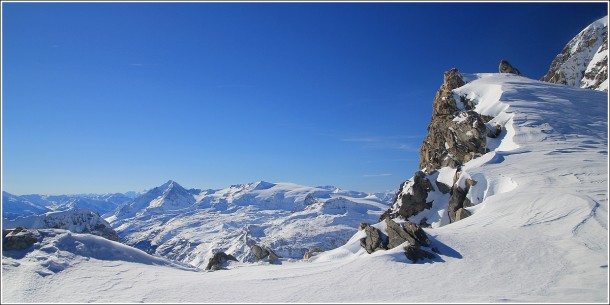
[2,227,41,251]
[498,59,522,75]
[205,251,238,270]
[419,68,490,172]
[541,16,608,91]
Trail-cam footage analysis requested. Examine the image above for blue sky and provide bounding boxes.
[2,2,607,195]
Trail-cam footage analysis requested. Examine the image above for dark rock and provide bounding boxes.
[359,224,386,254]
[435,180,451,194]
[303,247,324,260]
[378,209,392,222]
[404,244,435,263]
[447,186,468,223]
[205,251,238,270]
[250,244,280,263]
[419,218,431,228]
[251,244,269,261]
[3,228,41,251]
[455,208,472,221]
[358,223,369,231]
[266,247,280,264]
[385,218,415,249]
[395,171,433,219]
[498,59,522,75]
[403,221,431,247]
[487,123,503,138]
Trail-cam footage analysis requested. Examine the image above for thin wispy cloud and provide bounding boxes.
[340,135,422,152]
[362,173,393,177]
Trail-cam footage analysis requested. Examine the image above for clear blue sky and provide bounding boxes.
[2,2,607,195]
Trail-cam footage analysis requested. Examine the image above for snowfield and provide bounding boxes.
[2,73,608,302]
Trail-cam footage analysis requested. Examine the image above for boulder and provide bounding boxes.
[205,251,238,270]
[404,244,435,263]
[403,221,431,247]
[250,244,280,263]
[498,59,522,75]
[385,218,415,249]
[251,244,270,261]
[3,227,41,251]
[359,224,386,254]
[395,171,433,218]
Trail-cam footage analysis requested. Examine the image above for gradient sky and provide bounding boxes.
[2,2,607,195]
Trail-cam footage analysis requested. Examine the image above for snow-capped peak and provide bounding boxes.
[541,15,608,91]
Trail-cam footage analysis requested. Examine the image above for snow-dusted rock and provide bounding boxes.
[541,16,608,91]
[498,59,522,75]
[2,227,41,250]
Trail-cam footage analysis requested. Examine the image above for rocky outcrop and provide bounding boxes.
[385,218,431,249]
[390,67,496,224]
[541,16,608,91]
[359,223,387,254]
[205,251,238,270]
[498,59,522,75]
[393,171,433,219]
[2,227,41,251]
[419,68,491,172]
[251,244,280,263]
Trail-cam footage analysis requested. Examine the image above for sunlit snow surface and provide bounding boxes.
[2,74,608,302]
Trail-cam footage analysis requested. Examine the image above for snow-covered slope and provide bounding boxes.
[109,181,391,268]
[2,228,196,296]
[541,15,608,91]
[2,73,607,303]
[3,209,120,241]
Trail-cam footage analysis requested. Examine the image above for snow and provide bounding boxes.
[2,73,608,303]
[545,15,608,91]
[109,181,392,268]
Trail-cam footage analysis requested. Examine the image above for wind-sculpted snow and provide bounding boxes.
[109,181,392,268]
